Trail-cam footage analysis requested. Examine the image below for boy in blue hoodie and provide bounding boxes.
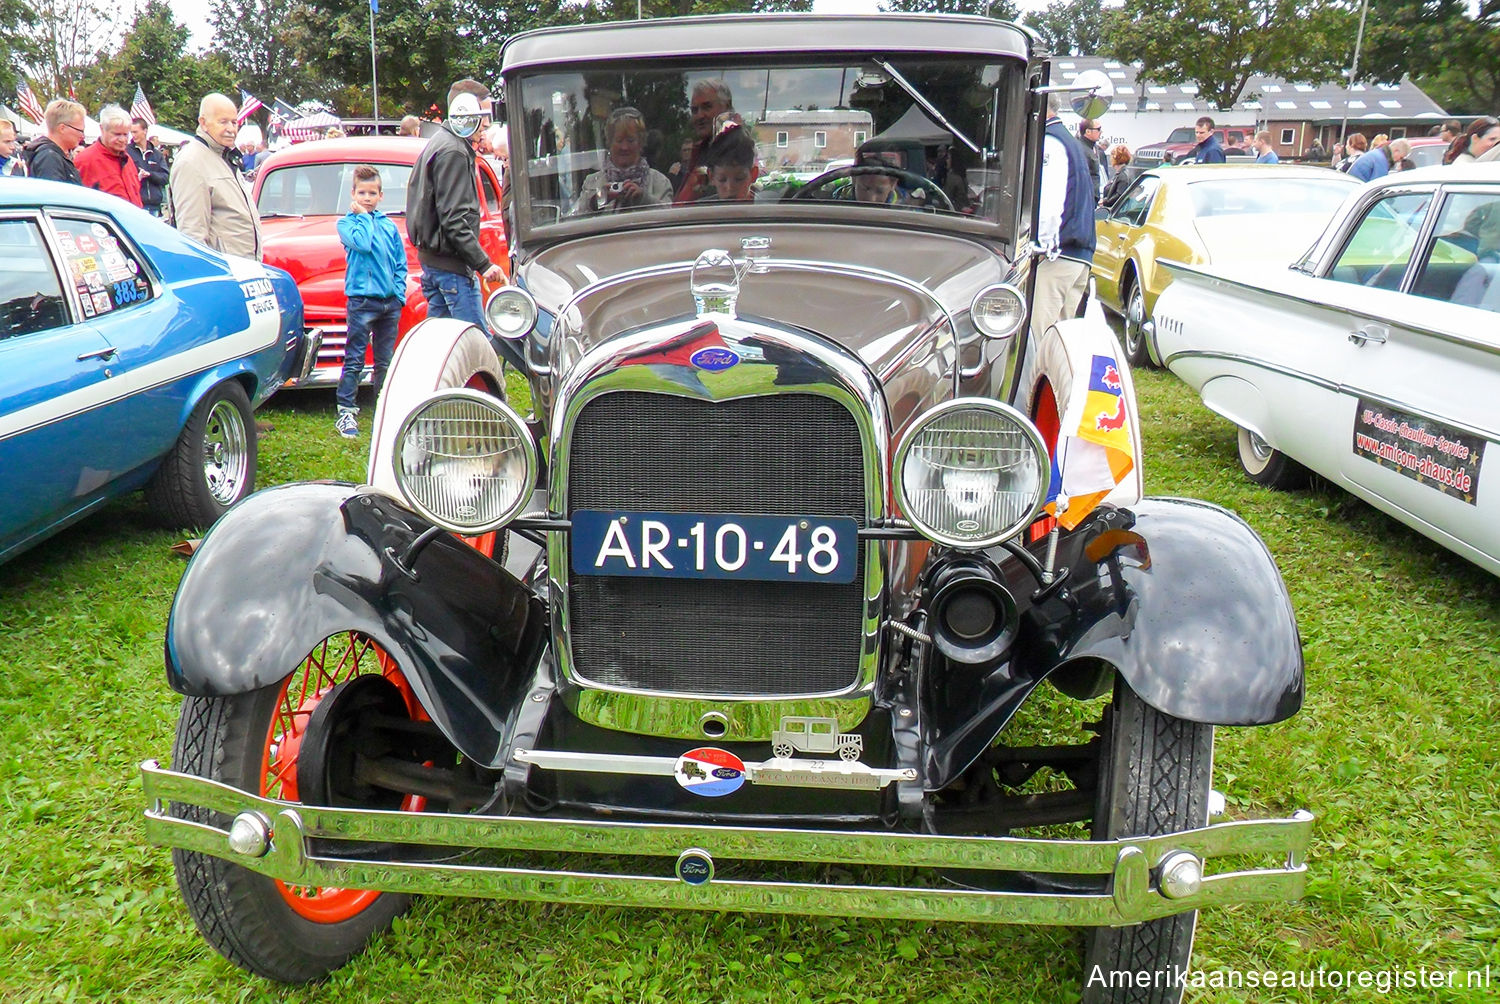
[335,165,407,438]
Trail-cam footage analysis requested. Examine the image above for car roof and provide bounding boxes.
[500,13,1031,73]
[1376,161,1500,185]
[257,136,429,168]
[1144,164,1359,183]
[0,176,151,212]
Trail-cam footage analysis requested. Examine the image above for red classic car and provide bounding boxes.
[252,136,509,388]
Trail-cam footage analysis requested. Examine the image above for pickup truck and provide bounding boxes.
[1134,124,1253,169]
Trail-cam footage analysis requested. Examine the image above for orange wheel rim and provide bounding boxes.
[262,632,425,922]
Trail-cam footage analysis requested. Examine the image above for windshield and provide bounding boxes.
[1166,128,1195,144]
[511,56,1027,235]
[256,161,411,217]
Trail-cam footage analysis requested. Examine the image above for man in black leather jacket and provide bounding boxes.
[127,117,170,216]
[406,78,504,334]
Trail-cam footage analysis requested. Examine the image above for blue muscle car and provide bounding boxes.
[0,179,309,564]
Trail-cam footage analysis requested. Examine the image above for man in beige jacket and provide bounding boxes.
[168,93,261,259]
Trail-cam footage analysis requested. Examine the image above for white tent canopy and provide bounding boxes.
[149,123,194,146]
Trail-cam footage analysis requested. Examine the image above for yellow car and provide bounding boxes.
[1093,164,1359,365]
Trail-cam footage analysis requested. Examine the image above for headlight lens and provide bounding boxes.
[394,389,536,533]
[895,399,1049,548]
[970,283,1027,339]
[484,287,537,340]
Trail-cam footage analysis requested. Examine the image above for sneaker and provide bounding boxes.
[335,409,359,439]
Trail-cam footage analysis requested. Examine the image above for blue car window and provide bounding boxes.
[49,217,153,320]
[0,218,68,339]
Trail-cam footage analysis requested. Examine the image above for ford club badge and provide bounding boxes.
[674,748,746,796]
[689,346,740,372]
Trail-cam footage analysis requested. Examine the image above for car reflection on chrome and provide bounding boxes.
[1153,162,1500,577]
[141,14,1313,1001]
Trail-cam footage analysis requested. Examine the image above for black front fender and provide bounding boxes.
[165,482,546,767]
[1038,496,1304,725]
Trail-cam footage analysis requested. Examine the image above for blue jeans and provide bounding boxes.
[338,295,402,410]
[420,267,483,326]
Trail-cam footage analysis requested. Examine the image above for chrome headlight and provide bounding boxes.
[895,399,1049,548]
[393,389,536,533]
[484,286,538,340]
[970,283,1027,340]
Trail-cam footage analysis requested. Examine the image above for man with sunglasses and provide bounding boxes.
[22,99,85,185]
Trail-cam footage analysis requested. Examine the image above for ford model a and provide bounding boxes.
[141,15,1311,999]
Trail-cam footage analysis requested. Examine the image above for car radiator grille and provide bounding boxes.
[566,392,868,697]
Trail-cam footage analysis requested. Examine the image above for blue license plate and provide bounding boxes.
[571,510,858,583]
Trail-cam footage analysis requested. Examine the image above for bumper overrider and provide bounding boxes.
[142,760,1311,926]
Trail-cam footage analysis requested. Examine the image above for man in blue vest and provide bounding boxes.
[1030,92,1098,350]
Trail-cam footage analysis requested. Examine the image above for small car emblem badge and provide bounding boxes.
[689,346,740,372]
[675,848,715,885]
[674,748,746,796]
[955,519,980,533]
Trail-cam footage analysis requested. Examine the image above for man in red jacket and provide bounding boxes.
[76,105,143,208]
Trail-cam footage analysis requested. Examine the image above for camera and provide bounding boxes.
[608,181,626,194]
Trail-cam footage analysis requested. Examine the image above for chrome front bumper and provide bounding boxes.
[142,761,1313,927]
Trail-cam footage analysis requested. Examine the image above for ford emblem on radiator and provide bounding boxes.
[689,347,740,372]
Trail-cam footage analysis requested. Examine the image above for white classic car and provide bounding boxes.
[1152,163,1500,577]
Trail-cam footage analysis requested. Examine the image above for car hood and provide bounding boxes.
[521,222,1006,380]
[260,214,419,284]
[1193,213,1335,267]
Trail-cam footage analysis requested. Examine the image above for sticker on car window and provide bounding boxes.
[52,218,150,316]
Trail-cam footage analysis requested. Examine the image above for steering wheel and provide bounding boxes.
[789,164,954,212]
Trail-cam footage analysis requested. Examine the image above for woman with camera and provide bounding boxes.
[574,107,674,214]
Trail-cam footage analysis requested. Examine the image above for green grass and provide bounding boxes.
[0,374,1496,1002]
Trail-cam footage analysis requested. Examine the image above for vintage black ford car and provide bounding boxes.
[142,15,1310,1001]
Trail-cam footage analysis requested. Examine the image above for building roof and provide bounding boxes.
[1049,55,1447,122]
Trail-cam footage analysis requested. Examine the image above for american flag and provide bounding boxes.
[238,89,264,123]
[16,81,44,124]
[131,83,156,126]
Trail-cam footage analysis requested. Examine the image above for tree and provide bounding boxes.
[1103,0,1350,110]
[1356,0,1469,86]
[80,1,234,127]
[209,0,317,105]
[881,0,1019,16]
[1024,0,1107,57]
[1412,1,1500,114]
[22,0,117,97]
[0,0,44,96]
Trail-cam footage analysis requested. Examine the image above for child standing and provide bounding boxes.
[335,165,407,438]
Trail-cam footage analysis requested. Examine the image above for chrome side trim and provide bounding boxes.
[1162,259,1500,360]
[1165,349,1497,444]
[547,315,892,740]
[142,760,1314,927]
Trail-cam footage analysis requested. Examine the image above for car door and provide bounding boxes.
[475,159,510,291]
[1334,184,1500,567]
[0,212,127,559]
[1093,175,1159,310]
[45,212,185,484]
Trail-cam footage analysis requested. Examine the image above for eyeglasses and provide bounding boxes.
[60,121,85,134]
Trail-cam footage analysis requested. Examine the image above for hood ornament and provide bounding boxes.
[690,248,751,318]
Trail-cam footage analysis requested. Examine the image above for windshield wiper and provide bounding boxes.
[870,58,980,154]
[259,211,305,219]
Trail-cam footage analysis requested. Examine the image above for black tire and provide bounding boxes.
[1121,280,1154,369]
[146,381,256,528]
[1236,426,1308,490]
[1081,680,1213,1004]
[171,633,413,983]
